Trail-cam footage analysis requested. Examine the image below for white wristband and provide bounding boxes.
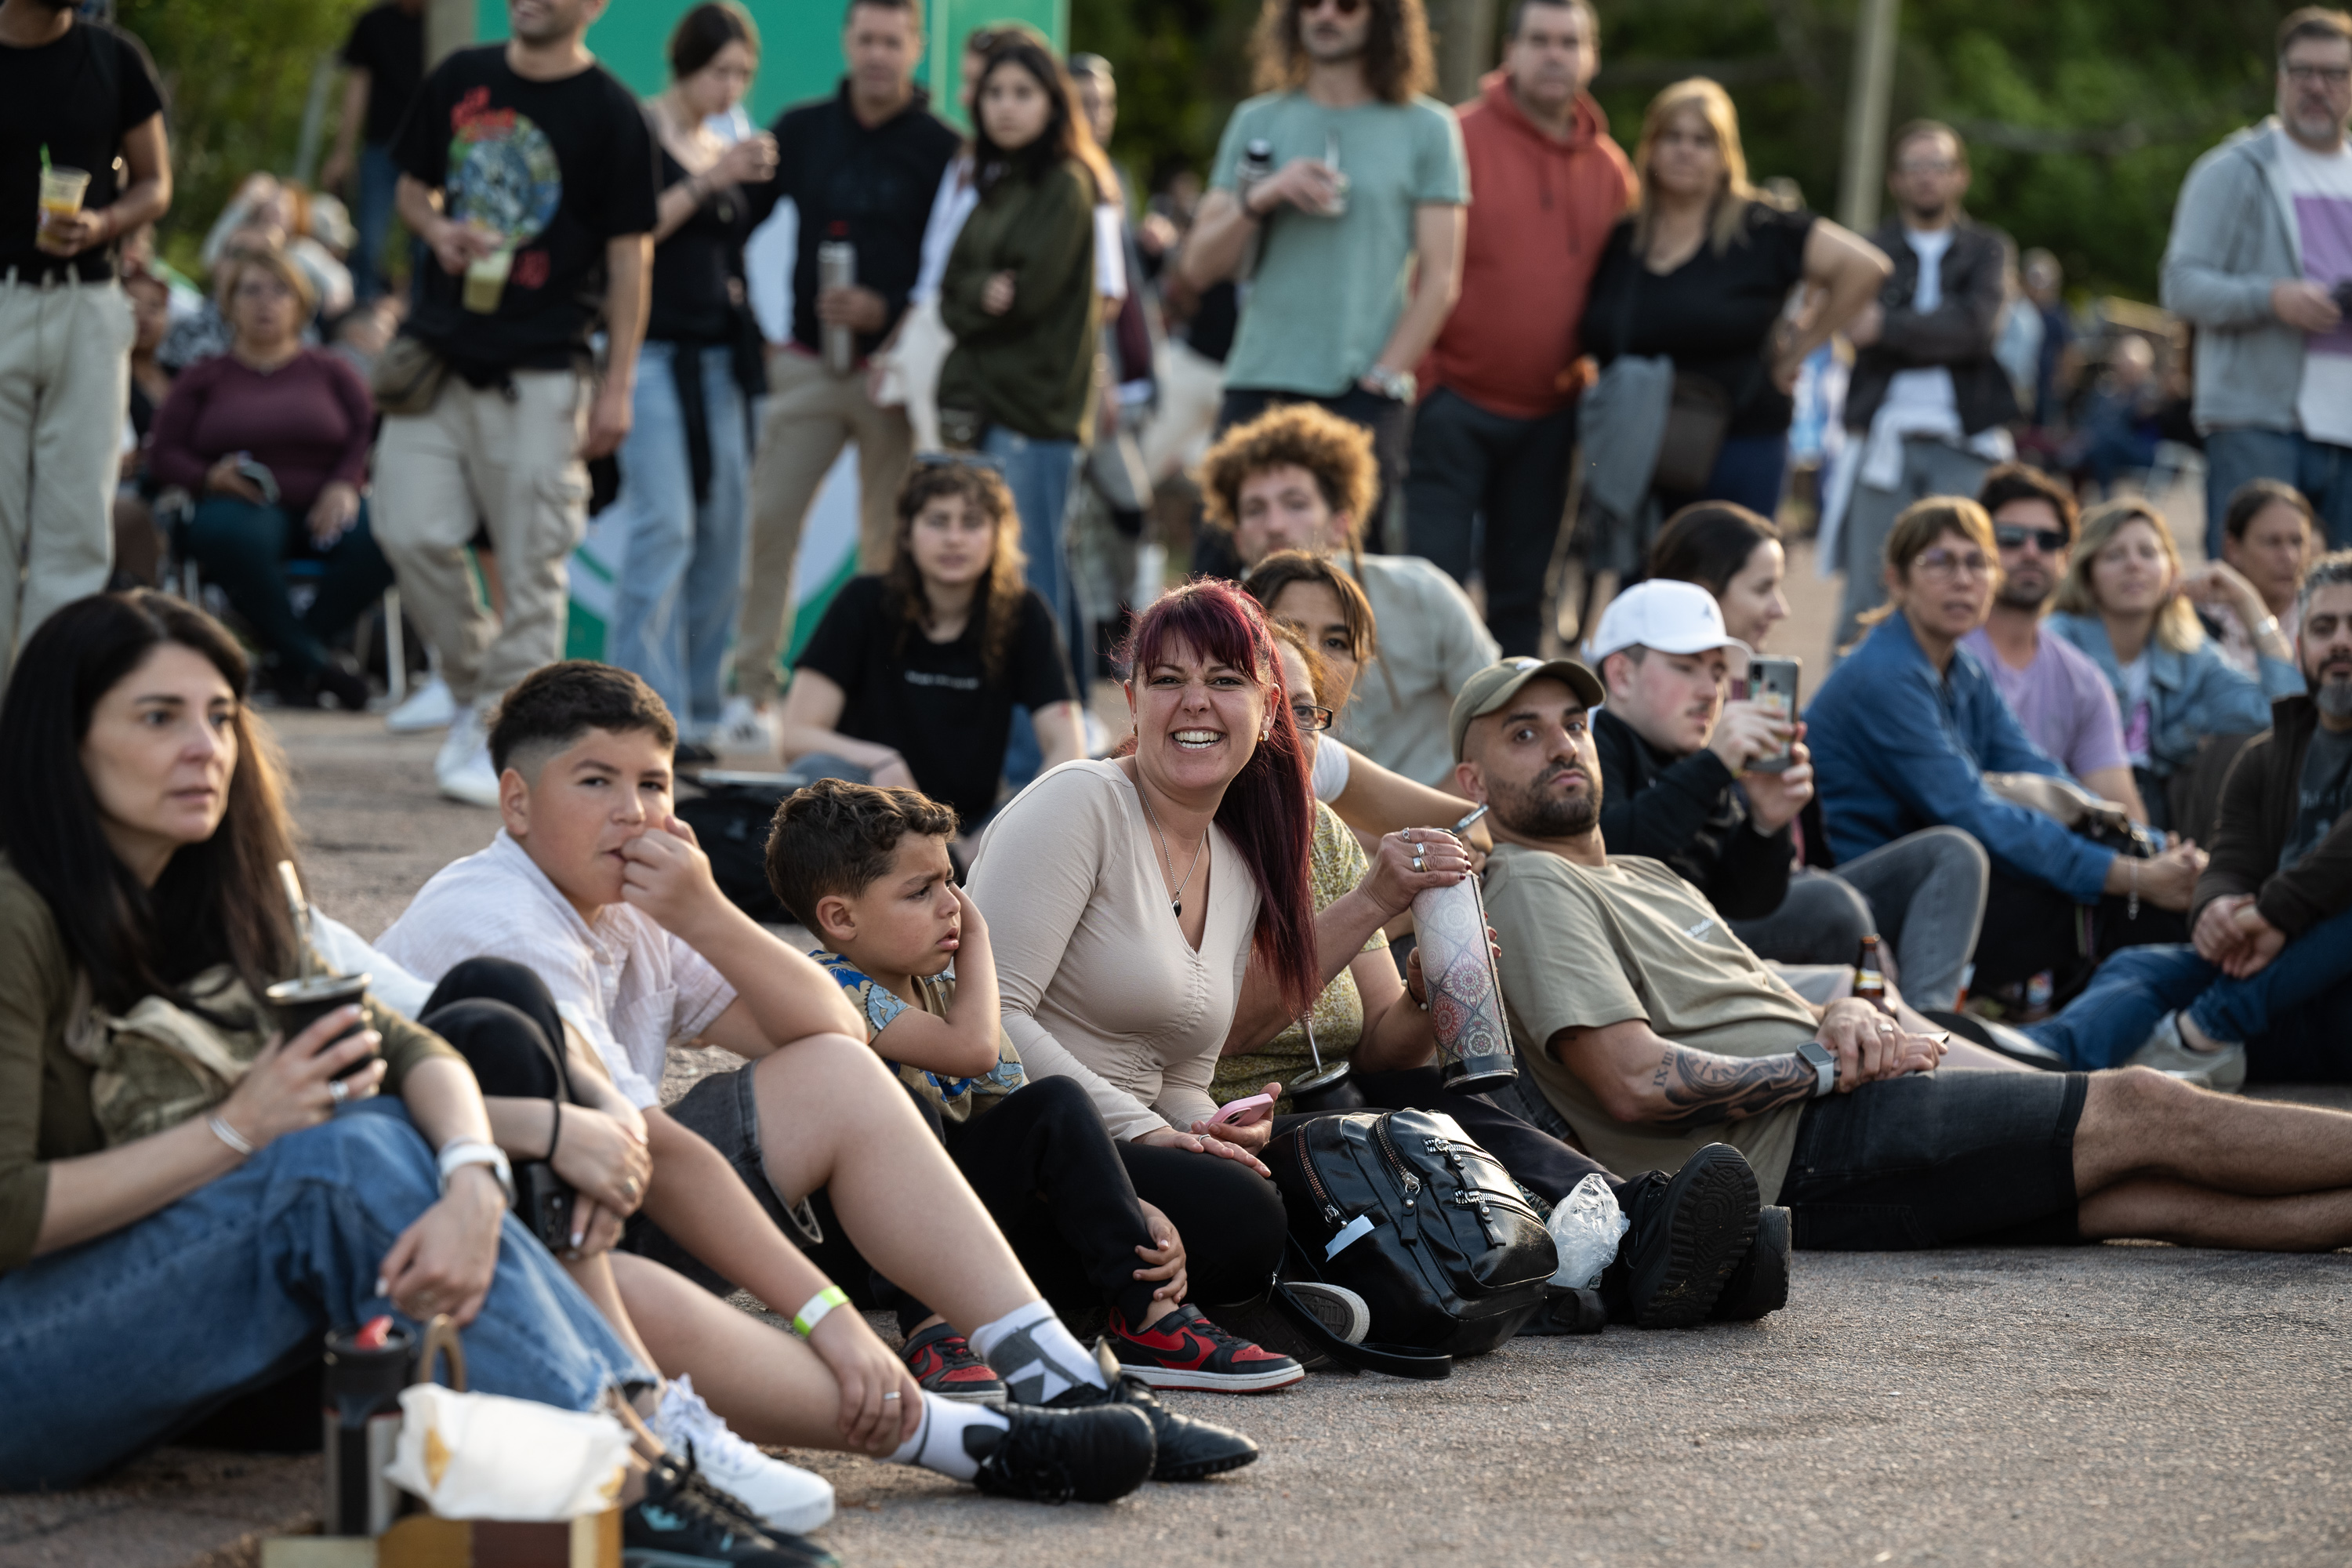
[437,1138,516,1206]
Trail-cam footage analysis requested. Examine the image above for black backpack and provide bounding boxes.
[1266,1109,1557,1379]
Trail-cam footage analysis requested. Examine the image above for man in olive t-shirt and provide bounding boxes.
[1451,655,2352,1253]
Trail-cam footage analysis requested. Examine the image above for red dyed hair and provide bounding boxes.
[1120,579,1319,1018]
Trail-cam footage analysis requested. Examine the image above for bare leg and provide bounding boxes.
[563,1251,660,1372]
[2075,1066,2352,1197]
[751,1033,1038,1334]
[2078,1176,2352,1250]
[606,1250,895,1454]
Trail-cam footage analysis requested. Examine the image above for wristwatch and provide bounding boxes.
[1795,1040,1838,1098]
[437,1138,517,1206]
[1362,365,1417,403]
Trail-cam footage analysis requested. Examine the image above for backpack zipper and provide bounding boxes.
[1374,1115,1422,1245]
[1294,1133,1342,1228]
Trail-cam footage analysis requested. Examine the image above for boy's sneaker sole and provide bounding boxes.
[1117,1358,1307,1394]
[1284,1281,1370,1345]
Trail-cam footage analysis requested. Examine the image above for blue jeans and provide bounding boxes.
[1696,432,1791,519]
[2022,902,2352,1074]
[352,141,401,303]
[183,495,396,677]
[982,426,1083,689]
[0,1100,652,1490]
[2203,426,2352,556]
[605,341,750,735]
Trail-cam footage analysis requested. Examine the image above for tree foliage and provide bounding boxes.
[118,0,372,272]
[1074,0,2287,298]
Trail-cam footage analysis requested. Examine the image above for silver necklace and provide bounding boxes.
[1136,785,1207,919]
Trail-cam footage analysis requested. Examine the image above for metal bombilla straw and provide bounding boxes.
[277,860,316,983]
[1287,1012,1352,1100]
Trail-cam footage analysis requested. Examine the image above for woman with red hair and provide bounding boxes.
[967,579,1469,1372]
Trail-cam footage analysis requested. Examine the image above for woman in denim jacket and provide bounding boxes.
[2048,499,2303,833]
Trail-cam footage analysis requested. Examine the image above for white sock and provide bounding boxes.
[886,1392,1009,1483]
[967,1299,1108,1405]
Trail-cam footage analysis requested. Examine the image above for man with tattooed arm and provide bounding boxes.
[1454,656,2352,1253]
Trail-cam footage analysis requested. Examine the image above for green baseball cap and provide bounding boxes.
[1449,657,1606,762]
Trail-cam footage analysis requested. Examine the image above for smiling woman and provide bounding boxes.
[965,580,1316,1337]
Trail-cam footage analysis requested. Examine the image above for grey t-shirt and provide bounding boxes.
[1210,91,1468,396]
[2282,724,2352,871]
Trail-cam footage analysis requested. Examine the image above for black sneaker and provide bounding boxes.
[624,1450,840,1566]
[1606,1145,1760,1330]
[1710,1204,1791,1321]
[968,1399,1156,1503]
[1046,1338,1259,1482]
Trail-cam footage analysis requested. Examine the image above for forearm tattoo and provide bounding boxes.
[1647,1047,1817,1134]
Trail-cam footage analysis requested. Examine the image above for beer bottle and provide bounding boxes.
[1853,935,1887,1008]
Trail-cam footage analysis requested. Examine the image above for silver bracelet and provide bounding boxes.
[208,1113,256,1158]
[2127,858,2140,921]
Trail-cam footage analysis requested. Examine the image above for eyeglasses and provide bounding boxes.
[1291,702,1335,732]
[1913,549,1993,582]
[2285,64,2352,85]
[1994,524,2069,554]
[1301,0,1365,16]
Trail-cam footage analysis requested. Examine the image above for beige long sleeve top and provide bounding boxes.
[967,760,1259,1139]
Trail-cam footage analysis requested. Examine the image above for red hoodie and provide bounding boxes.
[1421,73,1632,419]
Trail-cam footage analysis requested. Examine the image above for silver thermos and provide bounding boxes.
[818,225,857,375]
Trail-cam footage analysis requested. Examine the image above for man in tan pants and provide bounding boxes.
[734,0,959,716]
[372,0,655,804]
[0,1,171,681]
[739,352,914,706]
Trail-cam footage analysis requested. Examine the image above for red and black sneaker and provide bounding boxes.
[900,1321,1005,1403]
[1107,1304,1305,1393]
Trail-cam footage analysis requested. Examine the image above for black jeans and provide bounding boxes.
[1217,384,1413,551]
[1403,388,1576,656]
[183,496,396,677]
[1275,1065,1621,1206]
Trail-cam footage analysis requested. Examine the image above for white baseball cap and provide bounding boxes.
[1586,579,1753,666]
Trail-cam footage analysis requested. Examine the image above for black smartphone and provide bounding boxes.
[1737,655,1802,772]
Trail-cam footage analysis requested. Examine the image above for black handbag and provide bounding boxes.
[1265,1109,1557,1378]
[674,775,803,923]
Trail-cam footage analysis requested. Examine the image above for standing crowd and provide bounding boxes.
[7,0,2352,1561]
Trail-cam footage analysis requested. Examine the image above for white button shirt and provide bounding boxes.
[377,832,735,1108]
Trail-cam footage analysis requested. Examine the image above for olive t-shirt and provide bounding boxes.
[1482,844,1813,1201]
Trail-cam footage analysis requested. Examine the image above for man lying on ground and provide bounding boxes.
[1453,655,2352,1252]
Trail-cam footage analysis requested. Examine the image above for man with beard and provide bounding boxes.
[0,0,169,682]
[2022,554,2352,1088]
[1958,464,2146,819]
[1180,0,1468,546]
[1454,654,2352,1252]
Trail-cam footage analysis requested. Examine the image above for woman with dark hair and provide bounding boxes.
[1648,501,1790,652]
[602,2,778,753]
[148,248,391,710]
[1581,79,1886,523]
[0,593,660,1492]
[938,34,1111,678]
[965,580,1322,1343]
[779,461,1086,847]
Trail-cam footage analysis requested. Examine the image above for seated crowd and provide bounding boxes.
[7,398,2352,1566]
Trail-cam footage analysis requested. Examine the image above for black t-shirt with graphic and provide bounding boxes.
[795,575,1076,829]
[342,2,426,147]
[392,47,659,373]
[2282,725,2352,871]
[0,22,163,282]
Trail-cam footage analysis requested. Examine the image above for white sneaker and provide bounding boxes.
[2127,1012,2249,1094]
[714,695,776,757]
[434,703,501,808]
[652,1376,835,1536]
[384,673,456,733]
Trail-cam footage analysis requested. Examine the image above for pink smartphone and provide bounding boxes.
[1207,1092,1275,1127]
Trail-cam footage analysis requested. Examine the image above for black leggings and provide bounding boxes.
[420,957,574,1099]
[870,1076,1288,1338]
[1274,1065,1622,1206]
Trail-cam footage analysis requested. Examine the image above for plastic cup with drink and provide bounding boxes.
[36,165,89,255]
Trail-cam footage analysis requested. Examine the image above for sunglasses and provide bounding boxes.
[1994,524,2069,554]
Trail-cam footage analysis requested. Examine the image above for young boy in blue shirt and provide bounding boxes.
[768,781,1302,1453]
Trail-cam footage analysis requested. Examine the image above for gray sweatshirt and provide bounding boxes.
[2160,117,2312,435]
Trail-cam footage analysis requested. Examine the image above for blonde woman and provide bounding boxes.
[1578,78,1886,518]
[2046,499,2302,831]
